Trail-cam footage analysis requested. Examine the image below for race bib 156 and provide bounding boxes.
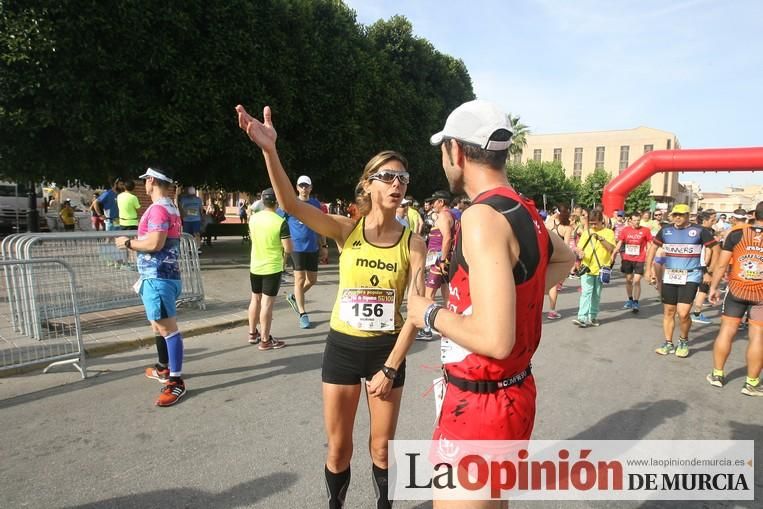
[339,288,396,331]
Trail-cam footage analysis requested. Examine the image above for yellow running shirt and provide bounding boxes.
[249,210,290,275]
[330,218,411,337]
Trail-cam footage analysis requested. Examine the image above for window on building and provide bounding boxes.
[573,147,583,179]
[619,145,630,171]
[663,173,669,195]
[533,149,542,162]
[643,144,653,154]
[595,146,605,170]
[513,153,521,164]
[667,139,672,150]
[553,148,562,162]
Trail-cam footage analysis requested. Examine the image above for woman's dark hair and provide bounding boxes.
[557,205,571,226]
[588,209,604,224]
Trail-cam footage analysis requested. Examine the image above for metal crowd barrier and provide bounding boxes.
[1,232,205,340]
[0,259,87,377]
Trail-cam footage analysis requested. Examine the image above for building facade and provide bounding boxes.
[697,185,763,214]
[518,126,682,202]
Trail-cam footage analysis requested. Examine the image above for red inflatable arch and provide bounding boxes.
[601,147,763,217]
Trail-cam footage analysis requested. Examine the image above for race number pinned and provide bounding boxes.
[433,376,445,424]
[663,268,689,285]
[625,244,640,257]
[339,288,396,331]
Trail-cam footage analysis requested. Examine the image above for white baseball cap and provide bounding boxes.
[139,167,175,183]
[297,175,312,186]
[430,99,513,151]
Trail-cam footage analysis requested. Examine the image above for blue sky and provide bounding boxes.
[345,0,762,193]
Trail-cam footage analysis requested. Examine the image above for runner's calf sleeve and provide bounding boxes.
[372,463,392,509]
[155,335,169,366]
[325,465,350,509]
[164,331,183,377]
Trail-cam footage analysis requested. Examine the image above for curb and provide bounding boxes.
[83,317,249,358]
[0,317,249,378]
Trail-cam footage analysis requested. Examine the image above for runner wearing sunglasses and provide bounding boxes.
[236,105,426,509]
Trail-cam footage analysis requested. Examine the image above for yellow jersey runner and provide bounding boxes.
[330,217,411,337]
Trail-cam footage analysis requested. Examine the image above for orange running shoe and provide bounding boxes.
[145,365,169,383]
[155,380,186,407]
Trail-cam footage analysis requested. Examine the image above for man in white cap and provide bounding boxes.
[178,185,204,253]
[407,100,575,507]
[283,175,327,328]
[116,167,187,406]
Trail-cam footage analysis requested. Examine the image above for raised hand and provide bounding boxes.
[235,105,277,152]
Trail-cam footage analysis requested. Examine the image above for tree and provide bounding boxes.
[577,168,611,208]
[507,160,579,209]
[0,1,475,199]
[508,114,529,157]
[624,181,652,213]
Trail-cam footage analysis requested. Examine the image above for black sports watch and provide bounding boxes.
[124,239,132,250]
[381,365,397,380]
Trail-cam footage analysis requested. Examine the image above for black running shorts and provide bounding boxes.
[250,272,282,297]
[661,282,700,306]
[722,290,763,325]
[291,251,319,272]
[621,260,645,275]
[322,329,406,388]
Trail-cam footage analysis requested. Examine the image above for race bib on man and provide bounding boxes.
[339,288,396,331]
[625,244,640,257]
[185,207,200,217]
[664,268,689,285]
[432,376,445,424]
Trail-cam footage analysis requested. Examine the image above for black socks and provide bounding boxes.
[155,335,169,366]
[324,463,392,508]
[325,465,350,509]
[372,463,392,509]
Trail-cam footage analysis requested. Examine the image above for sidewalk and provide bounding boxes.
[3,238,341,371]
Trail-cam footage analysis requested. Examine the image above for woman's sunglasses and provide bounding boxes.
[368,170,410,185]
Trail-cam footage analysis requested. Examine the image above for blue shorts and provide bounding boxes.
[183,221,201,235]
[139,279,182,321]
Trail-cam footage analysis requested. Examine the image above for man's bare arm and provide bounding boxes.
[429,205,516,359]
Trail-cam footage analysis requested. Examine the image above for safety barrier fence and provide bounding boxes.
[1,231,205,340]
[0,259,87,377]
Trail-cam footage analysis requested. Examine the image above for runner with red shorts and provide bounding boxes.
[409,100,575,509]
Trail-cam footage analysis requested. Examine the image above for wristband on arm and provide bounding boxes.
[423,303,443,331]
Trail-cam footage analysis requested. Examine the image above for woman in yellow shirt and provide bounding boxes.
[236,105,426,509]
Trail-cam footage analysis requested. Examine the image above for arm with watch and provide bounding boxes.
[115,231,168,252]
[319,236,329,264]
[365,234,427,400]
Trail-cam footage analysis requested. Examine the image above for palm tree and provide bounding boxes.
[508,114,530,156]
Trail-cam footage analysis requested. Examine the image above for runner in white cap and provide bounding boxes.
[283,174,328,328]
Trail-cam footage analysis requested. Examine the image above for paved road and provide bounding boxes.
[0,260,760,508]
